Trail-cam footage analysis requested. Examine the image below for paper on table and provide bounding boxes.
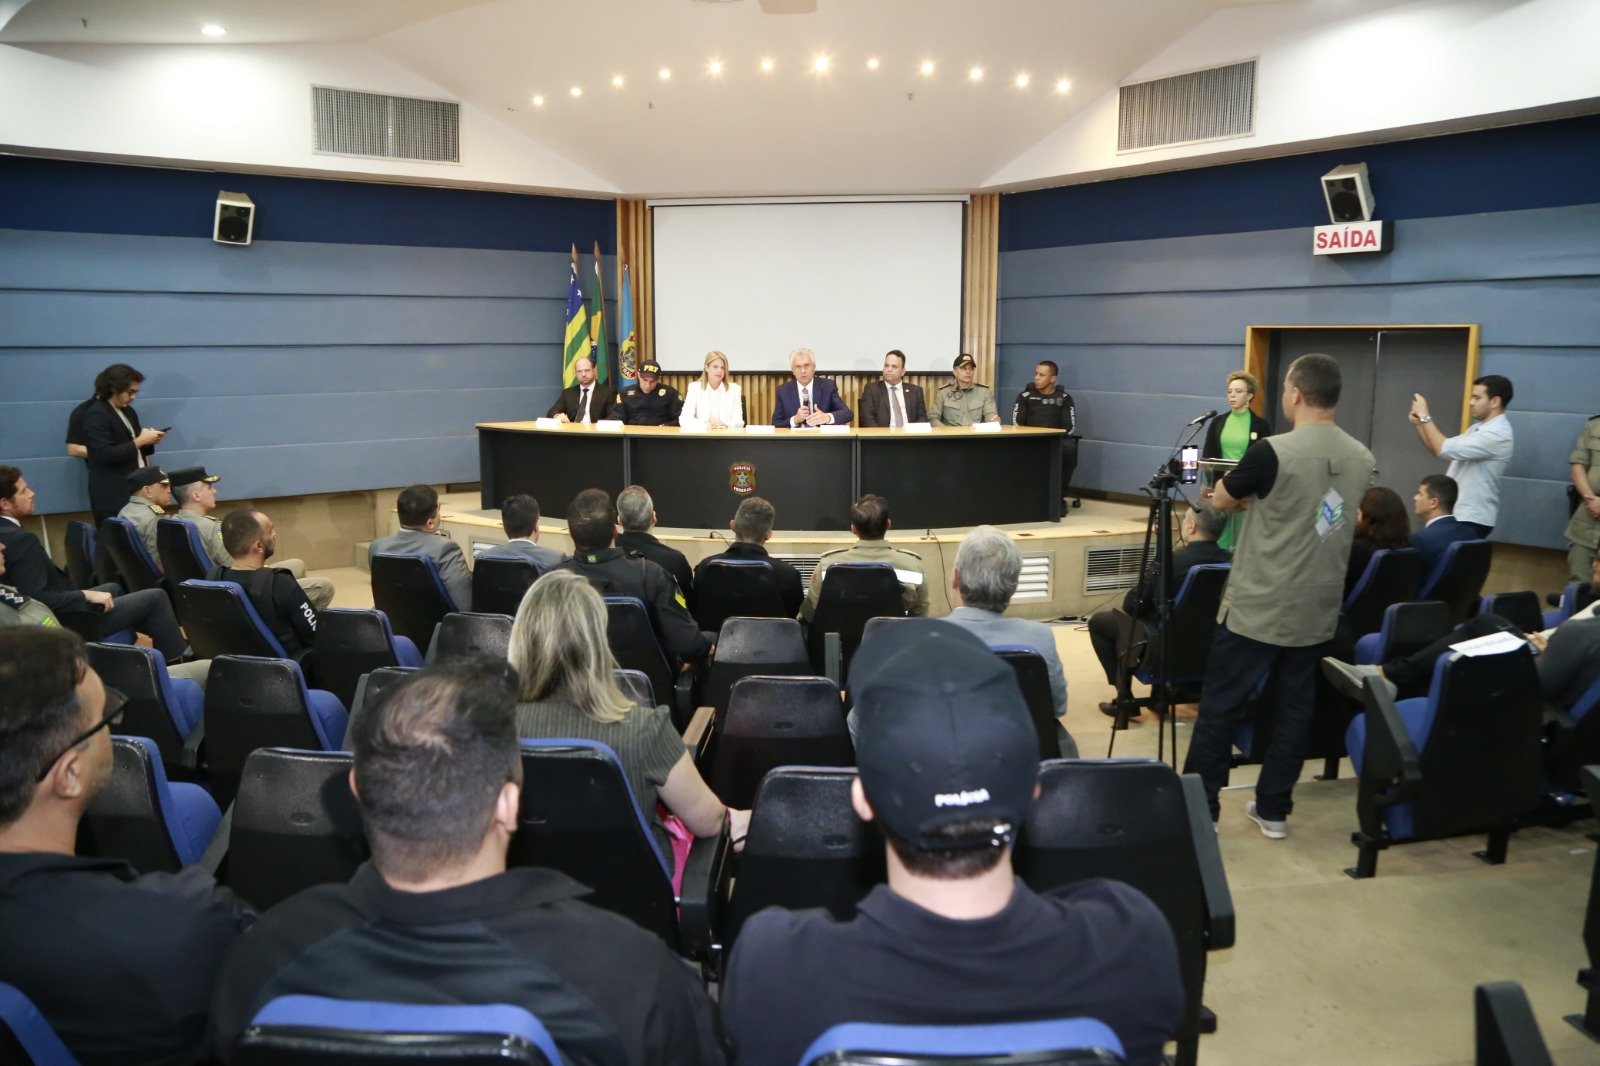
[535,416,562,428]
[745,424,777,435]
[818,424,851,434]
[593,419,625,433]
[903,422,933,434]
[971,421,1003,433]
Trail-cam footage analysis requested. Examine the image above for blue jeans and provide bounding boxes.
[1181,622,1322,822]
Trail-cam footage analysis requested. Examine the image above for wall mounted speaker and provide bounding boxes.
[214,191,255,246]
[1320,164,1374,224]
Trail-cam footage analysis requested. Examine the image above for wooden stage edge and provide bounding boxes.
[432,492,1155,621]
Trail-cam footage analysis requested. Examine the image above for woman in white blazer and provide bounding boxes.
[679,350,745,430]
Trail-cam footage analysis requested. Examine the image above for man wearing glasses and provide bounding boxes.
[0,629,253,1064]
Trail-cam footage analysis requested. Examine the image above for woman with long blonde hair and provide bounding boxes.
[679,349,744,430]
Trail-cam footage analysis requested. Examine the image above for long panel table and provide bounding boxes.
[477,422,1064,531]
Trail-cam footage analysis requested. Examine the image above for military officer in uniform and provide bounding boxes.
[929,353,1000,427]
[117,467,173,563]
[173,465,334,611]
[616,362,684,426]
[802,494,928,622]
[1568,413,1600,582]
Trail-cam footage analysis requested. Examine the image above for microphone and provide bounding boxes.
[1186,409,1218,427]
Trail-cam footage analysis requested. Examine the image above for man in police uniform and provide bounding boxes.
[1569,414,1600,582]
[556,488,708,665]
[116,467,173,563]
[802,494,928,622]
[1013,359,1079,504]
[616,362,684,426]
[173,466,334,611]
[929,353,999,427]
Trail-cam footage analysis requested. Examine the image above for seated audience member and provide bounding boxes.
[546,356,619,424]
[509,570,748,879]
[1410,473,1479,573]
[1086,503,1232,715]
[478,494,565,571]
[208,660,721,1065]
[857,349,926,428]
[929,353,1000,427]
[616,485,694,606]
[616,362,684,426]
[773,347,853,428]
[369,484,472,610]
[721,620,1184,1066]
[693,496,804,619]
[0,629,252,1065]
[174,466,333,611]
[82,363,165,522]
[211,509,319,657]
[802,494,927,622]
[1345,486,1411,595]
[679,350,745,430]
[942,525,1077,756]
[0,465,189,660]
[117,467,174,562]
[558,489,708,665]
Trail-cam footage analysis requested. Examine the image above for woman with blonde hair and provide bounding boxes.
[1201,369,1272,549]
[509,569,748,885]
[679,349,744,430]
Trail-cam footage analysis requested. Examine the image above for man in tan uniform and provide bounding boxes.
[1567,414,1600,582]
[929,353,1000,427]
[802,494,928,622]
[116,467,172,563]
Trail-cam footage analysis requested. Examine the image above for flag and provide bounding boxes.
[561,246,589,388]
[617,259,638,387]
[588,242,610,385]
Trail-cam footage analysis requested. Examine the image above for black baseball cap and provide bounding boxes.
[851,619,1037,850]
[953,353,977,369]
[639,362,662,377]
[125,467,170,489]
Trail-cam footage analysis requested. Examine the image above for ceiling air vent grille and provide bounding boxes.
[313,86,460,163]
[1084,546,1144,594]
[1117,59,1256,152]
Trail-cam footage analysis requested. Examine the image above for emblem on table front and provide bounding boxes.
[729,462,756,495]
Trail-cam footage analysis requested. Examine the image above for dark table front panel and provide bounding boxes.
[628,435,855,531]
[858,435,1061,528]
[479,430,626,515]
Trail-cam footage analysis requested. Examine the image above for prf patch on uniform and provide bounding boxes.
[1314,488,1346,538]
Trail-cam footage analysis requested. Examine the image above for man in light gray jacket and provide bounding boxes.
[369,484,472,610]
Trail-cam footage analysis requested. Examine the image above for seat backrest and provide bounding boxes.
[1479,591,1544,635]
[507,740,681,951]
[994,647,1062,759]
[316,608,405,709]
[83,642,186,768]
[64,519,98,590]
[155,518,212,588]
[0,982,78,1066]
[98,516,163,593]
[470,556,544,617]
[800,1019,1126,1066]
[1018,759,1213,1042]
[1411,648,1544,841]
[348,666,421,735]
[603,597,674,710]
[1419,539,1494,625]
[1341,548,1423,639]
[228,748,367,913]
[204,655,343,810]
[75,735,185,874]
[808,564,907,672]
[703,616,811,713]
[370,553,457,648]
[1473,981,1553,1066]
[235,996,558,1066]
[429,612,513,666]
[1152,564,1230,683]
[710,676,852,808]
[1377,600,1456,661]
[614,668,655,710]
[723,767,884,955]
[693,559,789,635]
[176,580,289,660]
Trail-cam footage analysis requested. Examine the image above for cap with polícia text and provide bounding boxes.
[125,467,170,489]
[850,618,1037,850]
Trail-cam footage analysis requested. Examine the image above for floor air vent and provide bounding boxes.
[1084,546,1144,594]
[1118,59,1256,152]
[313,86,460,163]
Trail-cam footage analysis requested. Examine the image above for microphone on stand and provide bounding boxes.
[1186,409,1219,427]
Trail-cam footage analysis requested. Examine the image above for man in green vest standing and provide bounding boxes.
[1182,354,1373,839]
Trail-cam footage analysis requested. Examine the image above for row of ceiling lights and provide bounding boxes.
[530,56,1072,107]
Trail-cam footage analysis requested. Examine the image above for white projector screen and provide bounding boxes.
[651,200,965,374]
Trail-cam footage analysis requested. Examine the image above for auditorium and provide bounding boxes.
[3,0,1600,1062]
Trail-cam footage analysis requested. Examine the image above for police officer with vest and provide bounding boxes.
[1013,359,1079,506]
[117,467,173,564]
[1568,413,1600,582]
[616,362,684,426]
[929,353,1000,427]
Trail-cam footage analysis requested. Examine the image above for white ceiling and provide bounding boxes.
[0,0,1453,196]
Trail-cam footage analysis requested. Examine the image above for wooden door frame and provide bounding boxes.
[1243,324,1481,428]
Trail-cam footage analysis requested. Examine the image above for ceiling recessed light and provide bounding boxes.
[1055,78,1071,94]
[708,59,723,75]
[759,57,774,73]
[919,60,935,76]
[1014,72,1030,89]
[866,57,880,70]
[813,55,830,73]
[659,67,672,81]
[531,94,545,107]
[200,23,225,37]
[569,85,582,97]
[611,74,624,88]
[969,66,984,82]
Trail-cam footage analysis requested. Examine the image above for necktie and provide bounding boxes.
[580,388,591,423]
[890,385,905,428]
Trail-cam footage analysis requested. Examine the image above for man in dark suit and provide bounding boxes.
[545,356,619,424]
[857,349,927,428]
[1411,473,1480,574]
[0,465,188,658]
[478,494,565,571]
[693,496,805,619]
[81,363,166,521]
[772,347,852,428]
[615,485,694,608]
[369,484,473,610]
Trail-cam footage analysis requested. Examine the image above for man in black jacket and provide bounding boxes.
[693,496,805,619]
[209,509,318,657]
[615,484,695,607]
[80,363,166,521]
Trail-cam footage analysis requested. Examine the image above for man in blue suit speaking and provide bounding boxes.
[772,347,853,428]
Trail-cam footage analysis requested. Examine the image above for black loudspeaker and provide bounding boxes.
[1320,163,1375,224]
[214,191,255,246]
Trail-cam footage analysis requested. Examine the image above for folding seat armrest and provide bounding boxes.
[198,803,232,878]
[672,667,698,726]
[683,706,717,768]
[824,631,843,685]
[181,718,207,772]
[1180,773,1235,950]
[1358,678,1422,802]
[677,820,732,960]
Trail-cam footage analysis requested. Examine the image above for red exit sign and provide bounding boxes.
[1313,220,1387,255]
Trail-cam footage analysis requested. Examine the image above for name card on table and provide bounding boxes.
[971,421,1003,433]
[745,424,777,435]
[535,417,562,429]
[819,424,851,435]
[593,419,625,433]
[903,422,933,434]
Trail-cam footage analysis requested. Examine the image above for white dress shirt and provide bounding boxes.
[1439,413,1514,528]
